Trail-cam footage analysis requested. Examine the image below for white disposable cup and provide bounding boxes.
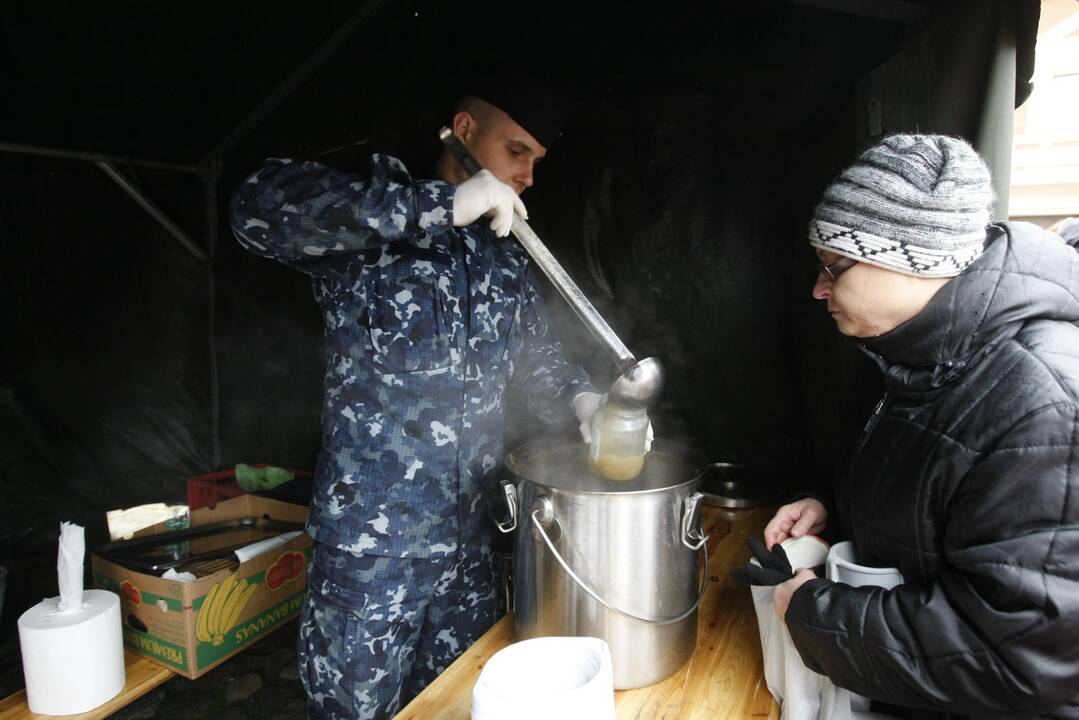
[780,535,830,571]
[471,636,615,720]
[825,541,903,590]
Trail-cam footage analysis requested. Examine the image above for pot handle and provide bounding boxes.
[495,480,517,534]
[530,500,709,626]
[681,492,710,550]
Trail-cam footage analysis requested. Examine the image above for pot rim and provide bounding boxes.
[504,437,709,496]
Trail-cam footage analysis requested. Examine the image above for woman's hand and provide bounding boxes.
[773,568,818,623]
[764,498,827,549]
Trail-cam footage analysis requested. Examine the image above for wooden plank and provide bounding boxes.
[0,651,175,720]
[675,509,779,720]
[395,505,780,720]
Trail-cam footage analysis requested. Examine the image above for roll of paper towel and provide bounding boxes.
[19,522,126,715]
[19,589,126,714]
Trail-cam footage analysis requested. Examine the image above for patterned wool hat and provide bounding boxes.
[809,134,994,277]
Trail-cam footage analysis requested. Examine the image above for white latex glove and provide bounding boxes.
[572,391,604,444]
[452,169,527,237]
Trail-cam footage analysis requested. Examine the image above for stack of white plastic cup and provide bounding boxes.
[471,636,615,720]
[749,536,904,720]
[750,536,832,719]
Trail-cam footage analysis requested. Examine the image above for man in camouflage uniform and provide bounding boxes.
[230,81,597,719]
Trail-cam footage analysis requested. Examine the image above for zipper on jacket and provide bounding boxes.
[932,358,969,386]
[850,343,891,472]
[851,390,890,469]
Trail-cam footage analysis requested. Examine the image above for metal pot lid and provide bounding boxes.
[505,438,707,495]
[698,458,785,509]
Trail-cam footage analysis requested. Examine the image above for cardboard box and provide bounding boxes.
[92,494,312,678]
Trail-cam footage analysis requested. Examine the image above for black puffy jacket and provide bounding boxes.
[787,222,1079,719]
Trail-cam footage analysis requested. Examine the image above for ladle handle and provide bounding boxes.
[530,503,708,626]
[438,127,638,374]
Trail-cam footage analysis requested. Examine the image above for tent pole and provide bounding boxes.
[200,0,392,164]
[765,0,929,23]
[1,140,200,174]
[204,161,223,469]
[96,161,208,264]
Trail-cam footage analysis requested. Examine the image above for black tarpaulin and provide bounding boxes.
[0,0,1040,694]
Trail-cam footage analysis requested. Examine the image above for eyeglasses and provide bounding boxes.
[816,255,858,281]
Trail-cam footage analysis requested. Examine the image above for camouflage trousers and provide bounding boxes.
[299,542,499,720]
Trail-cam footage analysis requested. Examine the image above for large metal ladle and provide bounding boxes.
[439,128,663,409]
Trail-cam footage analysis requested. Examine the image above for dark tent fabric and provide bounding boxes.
[0,0,1040,698]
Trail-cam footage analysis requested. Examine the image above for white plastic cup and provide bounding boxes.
[825,541,904,590]
[471,636,615,720]
[780,535,830,571]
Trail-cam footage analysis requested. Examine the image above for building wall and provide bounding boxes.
[1009,0,1079,224]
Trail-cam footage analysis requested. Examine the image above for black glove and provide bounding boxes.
[730,536,795,586]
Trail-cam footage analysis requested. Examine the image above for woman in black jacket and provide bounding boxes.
[767,134,1079,719]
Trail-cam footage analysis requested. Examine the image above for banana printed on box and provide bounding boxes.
[196,573,258,647]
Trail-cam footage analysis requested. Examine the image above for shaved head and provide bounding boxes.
[453,96,506,130]
[436,97,547,194]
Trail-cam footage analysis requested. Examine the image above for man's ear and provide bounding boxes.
[452,111,476,144]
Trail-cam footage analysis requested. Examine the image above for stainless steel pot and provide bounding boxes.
[497,439,709,689]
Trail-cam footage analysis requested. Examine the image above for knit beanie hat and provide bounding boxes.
[809,134,994,277]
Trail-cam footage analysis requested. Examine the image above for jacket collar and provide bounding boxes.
[858,223,1079,394]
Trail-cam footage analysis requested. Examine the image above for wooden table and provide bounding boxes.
[396,505,780,720]
[0,650,174,720]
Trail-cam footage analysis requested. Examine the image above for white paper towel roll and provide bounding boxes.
[18,589,126,715]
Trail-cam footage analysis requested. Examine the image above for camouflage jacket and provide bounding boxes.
[230,154,592,558]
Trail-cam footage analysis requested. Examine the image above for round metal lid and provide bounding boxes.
[504,438,707,495]
[698,461,785,509]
